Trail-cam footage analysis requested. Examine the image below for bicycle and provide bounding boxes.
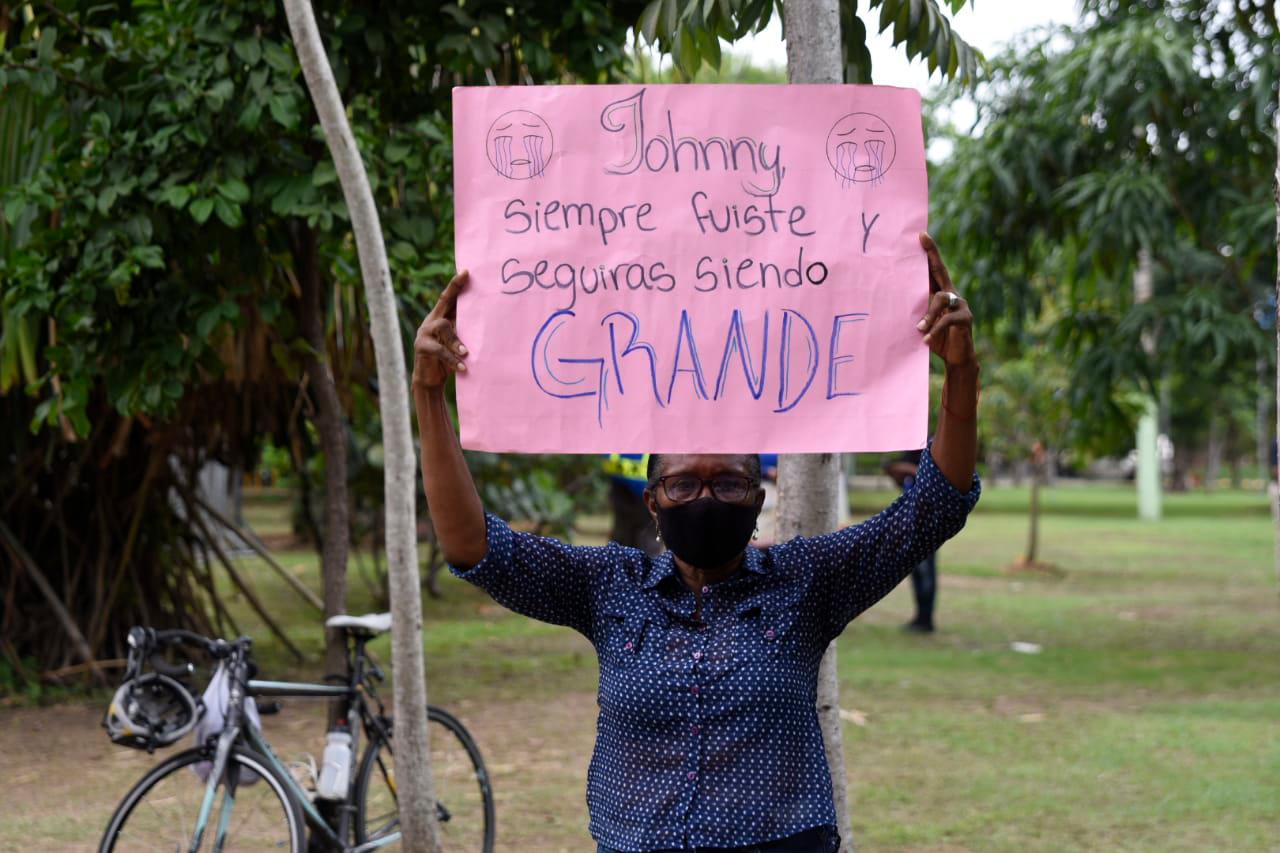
[100,614,496,852]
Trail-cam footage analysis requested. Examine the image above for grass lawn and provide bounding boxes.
[4,482,1276,851]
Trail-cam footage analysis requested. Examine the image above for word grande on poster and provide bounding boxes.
[452,84,930,453]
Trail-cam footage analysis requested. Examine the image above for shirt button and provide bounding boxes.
[691,725,700,735]
[764,628,776,640]
[692,650,702,660]
[691,685,700,695]
[687,771,697,780]
[623,641,633,651]
[700,585,710,595]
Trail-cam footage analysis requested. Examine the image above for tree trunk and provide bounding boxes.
[783,5,851,847]
[1274,93,1279,590]
[776,454,849,846]
[1025,470,1041,564]
[1134,250,1162,519]
[280,4,438,850]
[1204,412,1223,493]
[293,222,351,725]
[1256,357,1269,493]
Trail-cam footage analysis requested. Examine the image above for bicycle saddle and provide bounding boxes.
[326,612,393,636]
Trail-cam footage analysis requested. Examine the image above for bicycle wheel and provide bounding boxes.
[354,708,495,852]
[100,745,305,852]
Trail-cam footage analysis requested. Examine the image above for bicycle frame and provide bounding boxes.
[188,636,400,852]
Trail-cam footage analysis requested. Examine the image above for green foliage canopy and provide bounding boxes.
[0,0,645,675]
[636,0,982,83]
[0,0,648,437]
[931,0,1278,454]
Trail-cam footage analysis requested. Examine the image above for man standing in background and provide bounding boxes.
[885,451,939,633]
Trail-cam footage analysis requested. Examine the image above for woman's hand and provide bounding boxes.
[916,234,976,368]
[917,233,979,491]
[411,268,487,567]
[412,270,470,391]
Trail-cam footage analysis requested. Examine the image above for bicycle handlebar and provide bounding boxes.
[127,627,249,672]
[148,655,195,678]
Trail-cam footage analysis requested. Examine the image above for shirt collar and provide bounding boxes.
[641,546,769,590]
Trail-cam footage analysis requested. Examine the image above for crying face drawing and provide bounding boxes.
[825,112,897,187]
[485,110,554,180]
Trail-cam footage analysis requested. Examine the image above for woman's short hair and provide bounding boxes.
[645,453,763,490]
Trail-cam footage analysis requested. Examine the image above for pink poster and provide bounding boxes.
[452,84,929,453]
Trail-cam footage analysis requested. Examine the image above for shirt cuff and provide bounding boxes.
[916,441,982,512]
[447,512,514,581]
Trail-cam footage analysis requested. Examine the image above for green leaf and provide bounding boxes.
[213,196,243,227]
[924,11,946,60]
[385,140,412,164]
[66,405,89,439]
[190,198,215,224]
[639,1,663,43]
[97,186,119,215]
[238,100,263,129]
[700,26,722,70]
[207,78,235,106]
[893,1,912,45]
[663,0,679,38]
[390,241,419,262]
[908,0,925,31]
[216,179,250,204]
[441,4,476,26]
[3,197,27,226]
[269,94,300,129]
[879,0,896,34]
[30,397,55,433]
[249,68,270,93]
[262,42,295,73]
[675,26,699,75]
[196,306,223,339]
[233,38,262,66]
[312,161,337,186]
[132,245,165,269]
[36,27,57,64]
[270,175,315,215]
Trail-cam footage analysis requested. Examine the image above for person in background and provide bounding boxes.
[602,454,661,556]
[884,450,938,633]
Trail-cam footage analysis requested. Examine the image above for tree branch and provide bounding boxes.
[190,492,325,613]
[0,520,105,685]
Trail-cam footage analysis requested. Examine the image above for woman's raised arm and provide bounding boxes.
[412,270,487,568]
[790,235,982,639]
[917,233,978,492]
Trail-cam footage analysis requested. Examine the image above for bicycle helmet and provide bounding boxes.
[105,673,202,752]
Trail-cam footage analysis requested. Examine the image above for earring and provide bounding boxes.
[752,524,759,541]
[655,530,662,543]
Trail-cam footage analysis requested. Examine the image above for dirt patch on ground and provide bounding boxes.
[0,691,600,851]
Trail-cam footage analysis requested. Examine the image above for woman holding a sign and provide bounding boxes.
[412,233,979,853]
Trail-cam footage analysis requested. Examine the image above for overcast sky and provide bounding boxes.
[732,0,1081,92]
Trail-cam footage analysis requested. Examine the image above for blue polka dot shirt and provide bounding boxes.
[450,447,980,852]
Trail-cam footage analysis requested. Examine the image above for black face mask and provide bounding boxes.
[656,497,759,569]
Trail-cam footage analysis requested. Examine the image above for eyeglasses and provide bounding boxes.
[656,474,756,504]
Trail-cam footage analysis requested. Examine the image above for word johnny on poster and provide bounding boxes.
[452,83,931,454]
